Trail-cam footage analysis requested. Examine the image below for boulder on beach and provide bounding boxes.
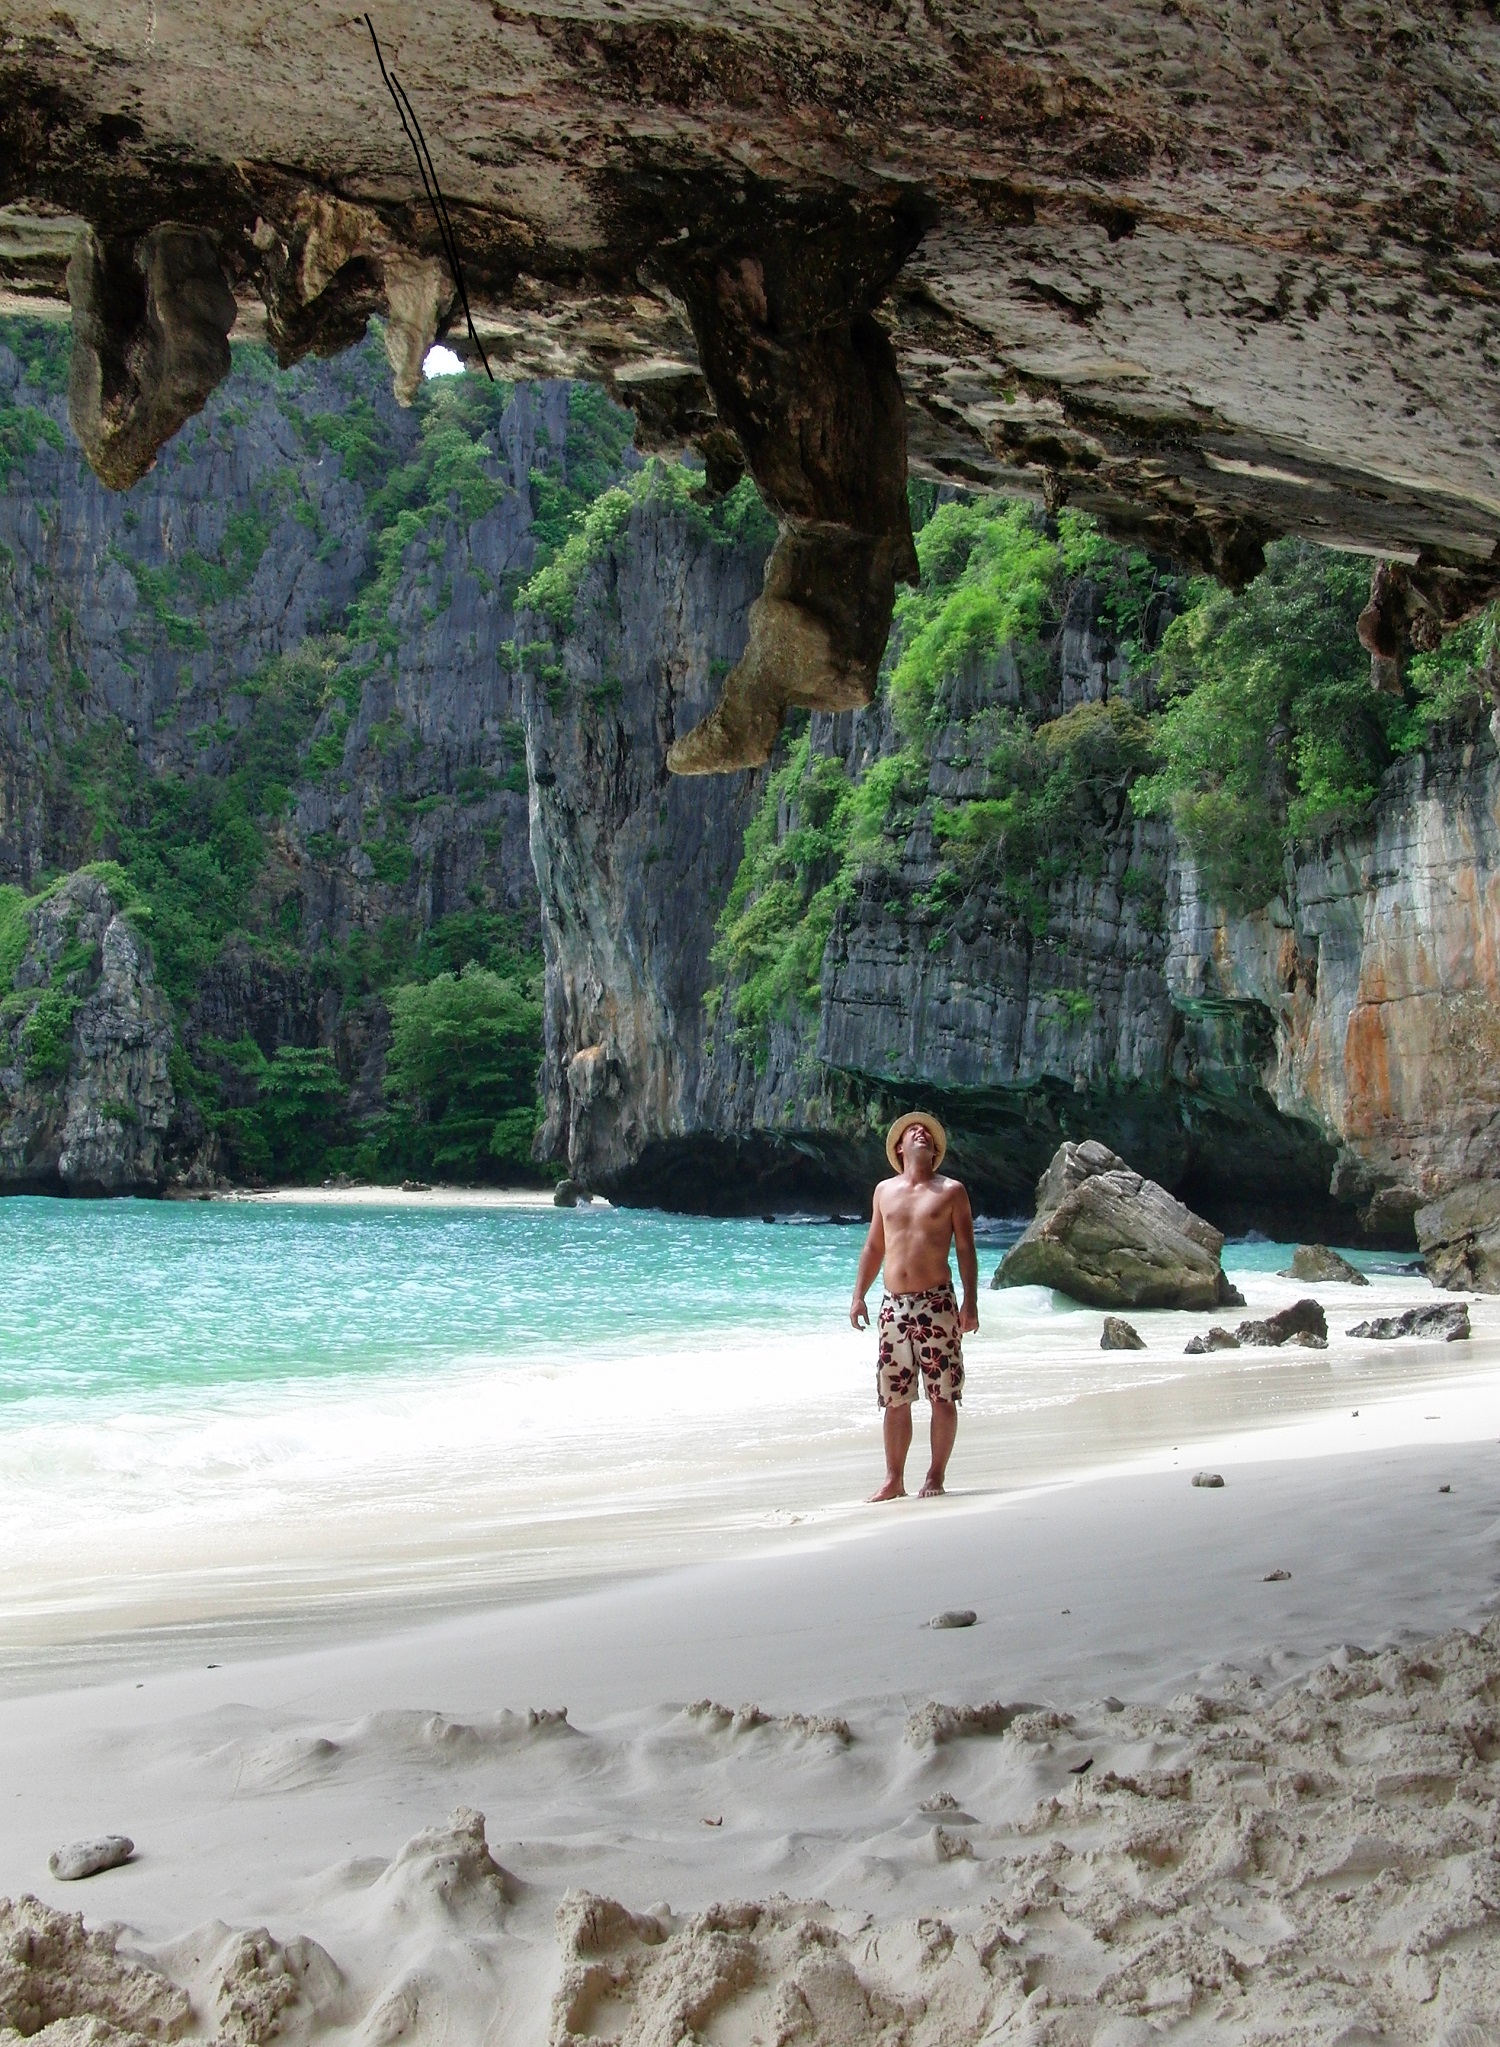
[1184,1326,1241,1354]
[991,1140,1245,1311]
[1279,1244,1368,1285]
[1235,1298,1328,1347]
[1100,1316,1145,1350]
[1347,1303,1471,1342]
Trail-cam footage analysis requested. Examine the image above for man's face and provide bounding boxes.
[901,1123,935,1167]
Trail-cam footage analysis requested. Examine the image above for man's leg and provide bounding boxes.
[919,1397,958,1497]
[870,1401,913,1502]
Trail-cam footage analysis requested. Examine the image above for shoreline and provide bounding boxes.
[4,1351,1496,1697]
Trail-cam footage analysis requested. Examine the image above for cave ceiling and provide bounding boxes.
[3,0,1499,766]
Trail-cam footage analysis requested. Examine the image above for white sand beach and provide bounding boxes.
[3,1257,1499,2047]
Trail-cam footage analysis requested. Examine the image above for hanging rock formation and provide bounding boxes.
[2,1,1498,768]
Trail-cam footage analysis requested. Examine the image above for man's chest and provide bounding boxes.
[884,1188,952,1232]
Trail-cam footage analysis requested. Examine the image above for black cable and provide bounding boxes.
[364,13,494,380]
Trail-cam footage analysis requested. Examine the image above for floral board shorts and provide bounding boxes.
[877,1283,964,1409]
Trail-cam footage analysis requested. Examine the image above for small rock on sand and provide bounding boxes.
[48,1835,134,1880]
[1278,1244,1369,1285]
[1192,1472,1225,1488]
[929,1609,977,1629]
[1236,1298,1327,1347]
[1184,1325,1240,1354]
[1263,1568,1292,1581]
[1347,1303,1471,1342]
[1100,1316,1145,1350]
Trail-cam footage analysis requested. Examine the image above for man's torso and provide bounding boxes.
[878,1173,963,1295]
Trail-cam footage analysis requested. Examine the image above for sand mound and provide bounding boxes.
[683,1702,853,1746]
[153,1925,346,2047]
[368,1808,520,1925]
[550,1894,922,2047]
[903,1700,1023,1746]
[223,1711,574,1792]
[0,1897,190,2047]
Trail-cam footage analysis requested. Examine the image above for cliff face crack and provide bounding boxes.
[664,204,924,774]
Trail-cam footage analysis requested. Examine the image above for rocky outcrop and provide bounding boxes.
[528,503,1500,1233]
[1279,1244,1368,1286]
[992,1139,1242,1310]
[0,322,593,1189]
[0,870,182,1192]
[1171,729,1500,1269]
[4,2,1499,725]
[1348,1302,1471,1342]
[526,500,776,1196]
[1234,1299,1327,1348]
[1414,1185,1500,1296]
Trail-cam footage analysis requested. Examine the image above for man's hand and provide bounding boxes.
[959,1298,979,1335]
[850,1294,870,1330]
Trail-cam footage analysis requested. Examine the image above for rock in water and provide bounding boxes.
[1279,1244,1369,1285]
[1101,1316,1145,1350]
[1184,1326,1241,1354]
[991,1140,1243,1311]
[48,1834,135,1879]
[1347,1303,1471,1342]
[1235,1298,1328,1346]
[552,1179,579,1207]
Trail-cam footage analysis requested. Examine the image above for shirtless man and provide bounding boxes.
[849,1112,979,1501]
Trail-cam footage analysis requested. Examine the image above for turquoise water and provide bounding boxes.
[1,1197,871,1412]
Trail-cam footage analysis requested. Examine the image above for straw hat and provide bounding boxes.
[886,1111,948,1172]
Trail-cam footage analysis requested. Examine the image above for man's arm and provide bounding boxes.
[849,1191,886,1328]
[952,1182,979,1333]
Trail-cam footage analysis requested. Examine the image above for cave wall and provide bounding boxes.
[3,0,1498,718]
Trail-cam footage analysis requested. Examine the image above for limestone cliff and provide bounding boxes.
[1173,729,1500,1255]
[0,318,612,1189]
[530,516,1500,1246]
[0,869,179,1192]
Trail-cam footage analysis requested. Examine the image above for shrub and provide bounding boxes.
[889,500,1060,737]
[382,964,543,1176]
[22,989,81,1079]
[1132,540,1415,908]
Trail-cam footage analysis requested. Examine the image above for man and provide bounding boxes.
[849,1112,979,1501]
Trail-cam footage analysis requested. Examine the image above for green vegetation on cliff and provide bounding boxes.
[713,494,1500,1048]
[713,498,1172,1051]
[1135,543,1499,906]
[519,462,773,626]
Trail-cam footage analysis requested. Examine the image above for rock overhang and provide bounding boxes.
[3,0,1498,765]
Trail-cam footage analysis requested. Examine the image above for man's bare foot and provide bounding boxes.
[918,1475,946,1497]
[868,1476,907,1502]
